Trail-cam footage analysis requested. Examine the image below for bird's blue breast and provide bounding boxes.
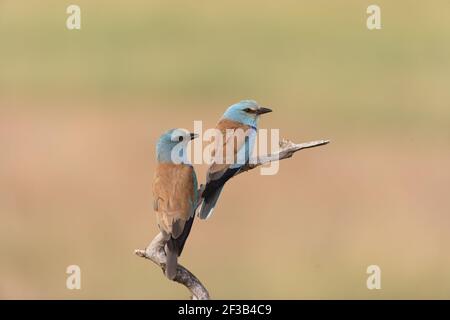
[231,127,257,169]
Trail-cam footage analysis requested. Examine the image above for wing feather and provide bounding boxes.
[207,119,255,181]
[152,163,196,238]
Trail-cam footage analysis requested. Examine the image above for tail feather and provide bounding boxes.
[199,185,224,219]
[165,239,178,280]
[174,215,194,256]
[163,215,195,280]
[199,167,240,219]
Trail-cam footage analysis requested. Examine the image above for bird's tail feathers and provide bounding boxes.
[199,185,224,220]
[165,239,178,280]
[174,215,194,256]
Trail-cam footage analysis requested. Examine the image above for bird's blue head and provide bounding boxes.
[222,100,272,128]
[156,128,198,164]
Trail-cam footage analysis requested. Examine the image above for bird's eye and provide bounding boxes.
[244,108,252,112]
[177,136,183,142]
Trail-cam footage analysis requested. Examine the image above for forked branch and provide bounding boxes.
[134,233,210,300]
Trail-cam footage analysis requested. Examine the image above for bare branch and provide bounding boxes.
[239,138,330,173]
[134,232,210,300]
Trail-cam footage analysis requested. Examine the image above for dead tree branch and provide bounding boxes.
[239,138,330,173]
[134,232,210,300]
[135,137,329,300]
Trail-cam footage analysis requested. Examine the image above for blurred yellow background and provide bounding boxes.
[1,0,450,299]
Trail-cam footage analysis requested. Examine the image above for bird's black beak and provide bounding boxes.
[256,107,272,115]
[190,133,199,140]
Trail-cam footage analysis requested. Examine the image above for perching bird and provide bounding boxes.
[199,100,272,219]
[152,128,199,279]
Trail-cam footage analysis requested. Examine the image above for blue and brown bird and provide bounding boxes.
[153,128,199,279]
[199,100,272,219]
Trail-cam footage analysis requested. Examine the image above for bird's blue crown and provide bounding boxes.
[156,128,190,163]
[222,100,260,128]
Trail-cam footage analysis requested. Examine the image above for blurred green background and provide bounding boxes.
[1,0,450,299]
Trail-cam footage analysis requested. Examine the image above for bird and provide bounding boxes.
[198,100,272,220]
[152,128,199,280]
